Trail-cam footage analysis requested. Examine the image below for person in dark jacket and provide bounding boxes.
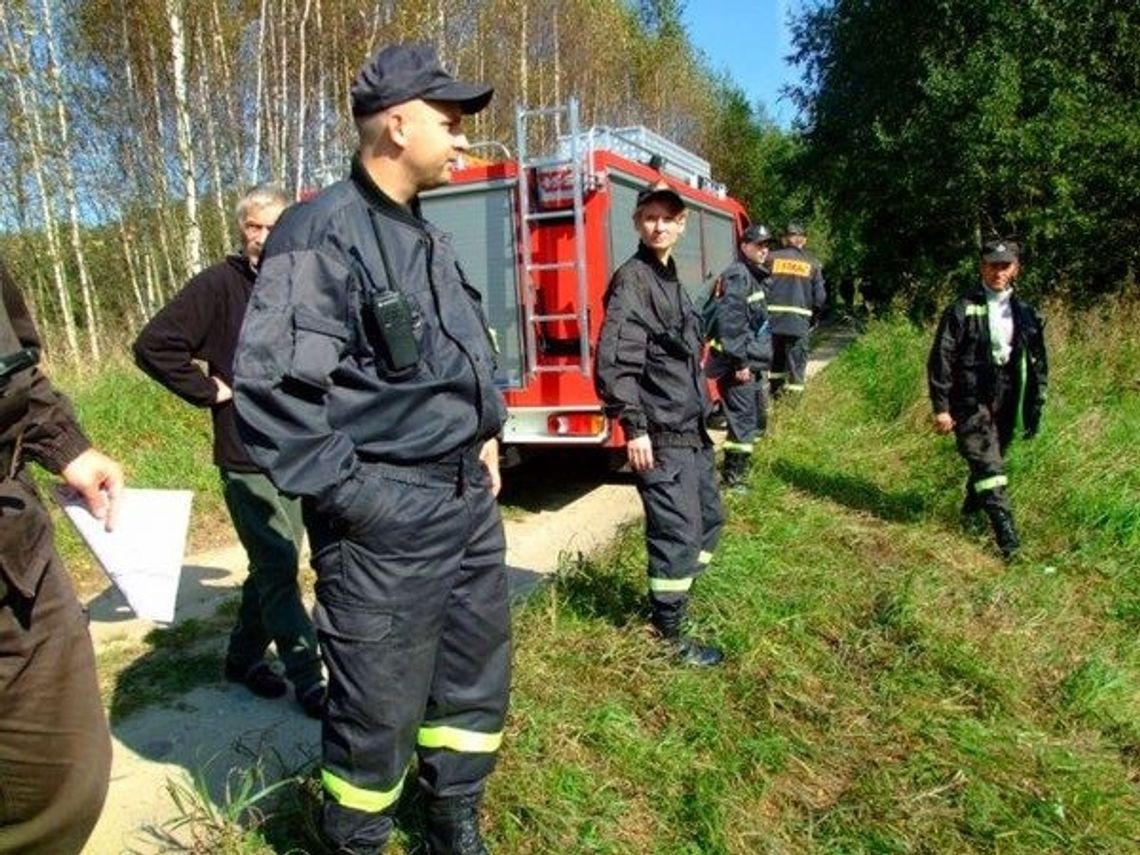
[133,184,326,718]
[928,239,1048,561]
[232,44,508,855]
[0,258,121,854]
[767,222,826,396]
[596,180,726,668]
[705,223,774,489]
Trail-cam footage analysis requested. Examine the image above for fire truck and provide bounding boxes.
[420,99,748,461]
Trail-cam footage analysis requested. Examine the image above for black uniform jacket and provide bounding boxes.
[133,254,261,472]
[766,245,826,336]
[233,157,506,521]
[927,285,1048,435]
[595,244,711,440]
[705,256,772,378]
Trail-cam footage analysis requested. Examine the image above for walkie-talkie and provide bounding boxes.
[369,291,420,373]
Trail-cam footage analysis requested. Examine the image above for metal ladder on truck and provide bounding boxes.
[514,98,591,377]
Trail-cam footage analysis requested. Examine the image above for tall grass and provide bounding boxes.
[483,300,1140,854]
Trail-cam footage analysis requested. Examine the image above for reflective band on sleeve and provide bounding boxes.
[747,291,766,304]
[322,768,403,813]
[784,383,805,392]
[973,474,1008,492]
[417,725,503,754]
[698,551,713,565]
[723,441,753,453]
[965,305,987,317]
[768,305,813,317]
[768,371,786,379]
[648,576,694,593]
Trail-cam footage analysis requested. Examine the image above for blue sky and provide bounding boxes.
[682,0,805,128]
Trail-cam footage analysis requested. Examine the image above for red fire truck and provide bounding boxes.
[420,99,748,461]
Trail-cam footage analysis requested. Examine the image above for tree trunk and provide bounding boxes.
[195,23,229,257]
[251,0,269,183]
[166,0,203,276]
[293,0,313,197]
[0,2,78,359]
[35,0,100,358]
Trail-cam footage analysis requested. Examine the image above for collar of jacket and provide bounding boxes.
[740,256,770,281]
[635,242,679,281]
[225,252,256,282]
[350,154,426,229]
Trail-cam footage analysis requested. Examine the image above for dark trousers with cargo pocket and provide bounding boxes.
[220,468,323,694]
[955,364,1018,514]
[770,334,809,395]
[304,453,510,852]
[0,475,111,855]
[635,442,725,624]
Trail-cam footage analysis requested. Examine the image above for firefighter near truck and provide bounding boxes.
[419,99,748,462]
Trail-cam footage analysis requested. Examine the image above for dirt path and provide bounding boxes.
[83,322,858,854]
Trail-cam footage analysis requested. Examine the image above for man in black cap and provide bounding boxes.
[766,222,826,396]
[233,43,507,855]
[928,239,1048,560]
[704,223,774,489]
[596,181,726,667]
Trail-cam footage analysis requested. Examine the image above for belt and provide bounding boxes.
[358,446,483,493]
[647,429,702,448]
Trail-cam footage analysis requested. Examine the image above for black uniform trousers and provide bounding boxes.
[717,372,768,453]
[954,364,1017,514]
[0,475,111,855]
[770,334,809,394]
[635,443,725,620]
[304,451,510,852]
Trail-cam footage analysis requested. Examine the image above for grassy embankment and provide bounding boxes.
[477,300,1140,855]
[53,298,1140,851]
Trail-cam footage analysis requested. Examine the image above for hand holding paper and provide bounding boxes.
[56,486,192,623]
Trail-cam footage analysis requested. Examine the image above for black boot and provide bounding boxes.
[960,486,986,534]
[651,604,724,667]
[425,793,489,855]
[986,507,1020,562]
[721,453,749,492]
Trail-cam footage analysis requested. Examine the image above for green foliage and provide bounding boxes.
[789,0,1140,309]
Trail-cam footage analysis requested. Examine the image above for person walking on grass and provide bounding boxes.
[767,222,826,397]
[133,185,327,719]
[704,223,774,490]
[233,43,509,855]
[596,180,726,667]
[928,239,1048,561]
[1,257,122,854]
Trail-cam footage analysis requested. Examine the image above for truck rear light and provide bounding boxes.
[548,412,606,437]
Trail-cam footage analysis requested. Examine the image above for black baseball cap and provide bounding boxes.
[741,224,771,244]
[784,222,806,236]
[351,43,493,117]
[635,181,685,213]
[981,239,1019,263]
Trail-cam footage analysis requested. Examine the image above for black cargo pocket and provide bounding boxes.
[313,601,393,644]
[636,458,682,488]
[289,307,349,392]
[0,479,53,601]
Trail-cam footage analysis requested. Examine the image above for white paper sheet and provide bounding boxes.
[55,486,193,623]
